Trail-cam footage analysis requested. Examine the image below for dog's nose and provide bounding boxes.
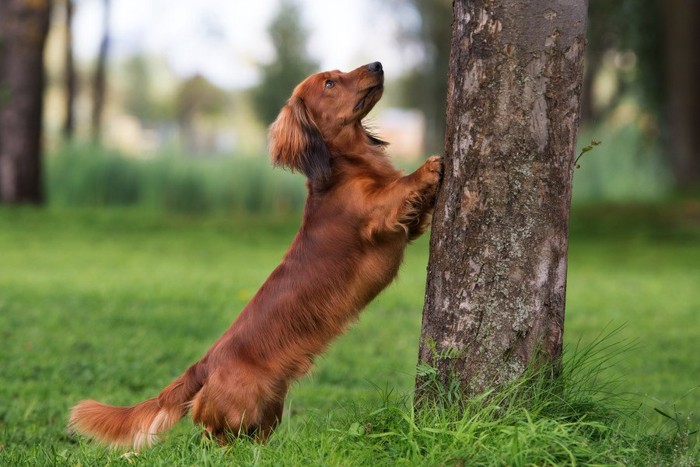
[367,61,383,73]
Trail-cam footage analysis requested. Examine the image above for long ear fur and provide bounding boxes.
[268,98,332,181]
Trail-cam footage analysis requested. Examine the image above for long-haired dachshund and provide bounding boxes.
[69,62,442,449]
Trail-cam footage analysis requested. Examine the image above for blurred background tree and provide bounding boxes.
[63,0,76,140]
[663,0,700,190]
[251,0,318,127]
[0,0,52,204]
[91,0,110,143]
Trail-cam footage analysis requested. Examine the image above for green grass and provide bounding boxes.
[0,204,698,465]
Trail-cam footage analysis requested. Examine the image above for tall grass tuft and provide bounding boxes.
[46,143,308,215]
[298,327,698,466]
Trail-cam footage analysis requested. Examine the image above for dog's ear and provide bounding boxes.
[268,98,332,182]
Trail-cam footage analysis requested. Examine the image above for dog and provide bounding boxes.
[69,62,442,449]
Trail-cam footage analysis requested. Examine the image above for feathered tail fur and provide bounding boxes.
[69,362,206,450]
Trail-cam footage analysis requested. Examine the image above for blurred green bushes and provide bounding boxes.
[46,144,307,215]
[45,120,674,216]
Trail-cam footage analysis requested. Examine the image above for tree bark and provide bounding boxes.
[0,0,52,204]
[416,0,588,398]
[664,0,700,190]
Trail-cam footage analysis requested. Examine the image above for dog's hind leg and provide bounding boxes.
[255,398,285,442]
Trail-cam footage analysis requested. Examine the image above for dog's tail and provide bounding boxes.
[69,362,207,450]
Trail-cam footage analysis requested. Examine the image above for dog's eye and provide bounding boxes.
[324,80,335,89]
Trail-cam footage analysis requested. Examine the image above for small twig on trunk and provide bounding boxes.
[575,139,601,168]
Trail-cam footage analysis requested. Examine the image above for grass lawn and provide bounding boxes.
[0,204,698,465]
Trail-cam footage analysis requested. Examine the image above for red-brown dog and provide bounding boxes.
[69,62,442,449]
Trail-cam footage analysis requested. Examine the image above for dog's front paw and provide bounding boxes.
[422,155,443,185]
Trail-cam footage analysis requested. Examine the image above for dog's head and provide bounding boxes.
[268,62,384,181]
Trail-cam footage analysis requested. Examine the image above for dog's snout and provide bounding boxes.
[367,61,383,73]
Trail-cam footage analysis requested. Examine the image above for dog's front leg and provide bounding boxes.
[405,156,442,239]
[364,156,442,239]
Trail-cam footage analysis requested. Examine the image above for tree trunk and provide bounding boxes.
[416,0,588,398]
[664,0,700,190]
[0,0,52,204]
[63,0,76,140]
[91,0,110,143]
